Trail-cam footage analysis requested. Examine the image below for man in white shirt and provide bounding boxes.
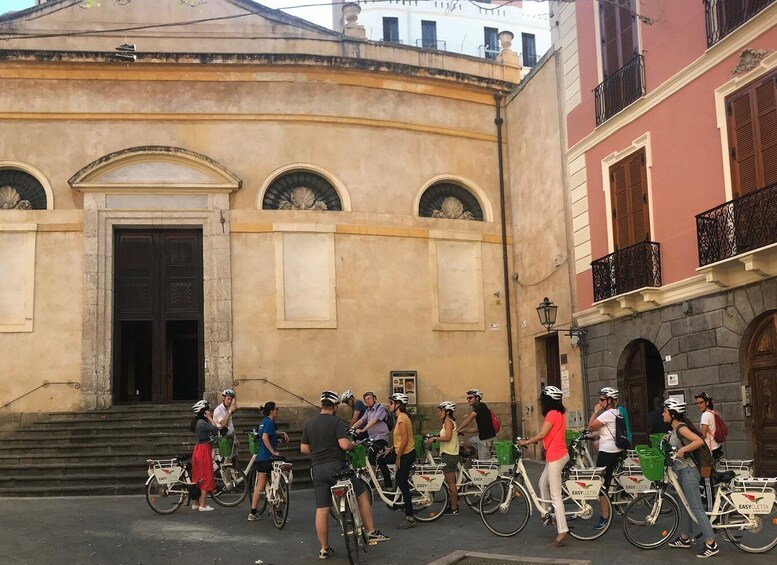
[587,387,624,531]
[213,388,238,460]
[695,391,721,512]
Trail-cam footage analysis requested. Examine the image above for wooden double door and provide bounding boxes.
[750,313,777,477]
[113,228,204,403]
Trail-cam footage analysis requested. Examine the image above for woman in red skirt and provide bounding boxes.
[190,400,219,512]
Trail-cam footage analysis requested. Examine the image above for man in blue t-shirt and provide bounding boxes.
[342,390,366,438]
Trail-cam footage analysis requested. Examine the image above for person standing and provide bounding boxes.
[353,391,393,489]
[213,388,239,461]
[588,387,624,530]
[518,386,569,547]
[664,398,719,558]
[426,401,459,515]
[190,400,218,512]
[695,391,722,512]
[458,389,496,460]
[389,393,417,529]
[247,401,289,521]
[300,391,389,560]
[647,396,670,434]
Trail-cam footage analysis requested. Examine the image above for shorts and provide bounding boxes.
[440,453,460,473]
[311,460,366,508]
[255,460,272,475]
[596,450,621,492]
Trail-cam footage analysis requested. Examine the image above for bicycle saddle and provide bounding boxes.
[270,455,287,462]
[710,469,736,483]
[176,454,192,463]
[459,446,475,458]
[333,468,355,480]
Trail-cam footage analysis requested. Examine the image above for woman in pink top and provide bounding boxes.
[518,386,569,547]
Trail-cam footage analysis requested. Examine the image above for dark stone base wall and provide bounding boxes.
[583,277,777,459]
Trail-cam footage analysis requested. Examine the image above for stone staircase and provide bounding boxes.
[0,404,311,497]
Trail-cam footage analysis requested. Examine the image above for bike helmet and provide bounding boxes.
[389,393,408,405]
[542,386,563,400]
[600,387,619,400]
[466,389,483,400]
[320,390,340,405]
[438,401,456,413]
[341,389,354,403]
[222,388,236,398]
[695,391,712,402]
[663,398,687,415]
[362,390,376,399]
[192,399,209,413]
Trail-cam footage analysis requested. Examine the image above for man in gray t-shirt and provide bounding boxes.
[301,391,389,559]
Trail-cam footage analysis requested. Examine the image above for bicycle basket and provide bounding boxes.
[622,449,640,468]
[565,430,581,449]
[470,460,500,485]
[410,463,445,492]
[248,432,259,455]
[718,459,754,478]
[348,444,367,469]
[635,445,664,482]
[217,435,234,458]
[649,433,666,449]
[494,440,516,466]
[564,467,605,500]
[148,459,184,485]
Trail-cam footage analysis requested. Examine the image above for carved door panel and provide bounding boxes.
[750,314,777,476]
[624,342,649,446]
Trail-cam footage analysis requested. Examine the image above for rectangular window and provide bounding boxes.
[726,70,777,197]
[521,33,536,67]
[421,20,437,49]
[382,17,399,43]
[609,148,649,250]
[483,26,498,60]
[599,0,637,77]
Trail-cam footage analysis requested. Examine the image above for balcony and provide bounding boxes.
[696,181,777,267]
[704,0,776,47]
[479,46,499,60]
[591,241,662,303]
[416,39,447,51]
[593,54,645,126]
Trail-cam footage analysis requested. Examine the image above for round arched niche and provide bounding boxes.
[414,175,494,222]
[616,338,666,444]
[0,167,51,210]
[262,171,342,211]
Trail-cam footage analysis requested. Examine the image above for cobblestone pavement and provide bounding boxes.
[0,461,772,565]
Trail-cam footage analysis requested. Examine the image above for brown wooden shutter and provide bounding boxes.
[756,75,777,188]
[610,148,649,250]
[600,1,637,77]
[618,7,636,67]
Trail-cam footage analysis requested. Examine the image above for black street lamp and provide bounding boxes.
[536,297,585,343]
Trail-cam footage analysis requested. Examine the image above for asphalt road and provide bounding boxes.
[0,461,772,565]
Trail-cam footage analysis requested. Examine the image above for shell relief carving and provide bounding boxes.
[0,186,32,210]
[278,186,328,211]
[431,196,475,220]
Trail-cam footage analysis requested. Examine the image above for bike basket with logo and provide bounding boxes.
[635,445,664,482]
[248,432,260,455]
[348,444,367,469]
[732,478,777,515]
[623,449,640,469]
[616,468,650,495]
[149,459,184,485]
[217,435,234,458]
[410,464,445,492]
[719,459,754,478]
[494,440,516,466]
[649,433,666,449]
[564,467,605,500]
[470,460,500,485]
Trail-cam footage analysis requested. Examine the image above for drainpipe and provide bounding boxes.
[494,93,518,440]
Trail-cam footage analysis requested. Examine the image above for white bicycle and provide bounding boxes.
[249,455,293,528]
[331,467,370,565]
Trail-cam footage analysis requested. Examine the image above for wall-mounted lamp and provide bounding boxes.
[536,296,586,344]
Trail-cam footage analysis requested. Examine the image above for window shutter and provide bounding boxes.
[618,8,636,66]
[628,150,649,242]
[755,75,777,188]
[601,3,619,77]
[610,149,649,250]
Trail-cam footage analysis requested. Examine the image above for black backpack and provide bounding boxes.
[378,403,395,430]
[614,410,631,450]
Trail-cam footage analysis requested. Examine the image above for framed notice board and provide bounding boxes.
[390,371,417,414]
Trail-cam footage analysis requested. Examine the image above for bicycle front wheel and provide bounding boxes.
[622,491,679,549]
[145,477,186,515]
[211,467,249,507]
[722,498,777,553]
[479,479,530,537]
[412,485,448,522]
[340,507,360,565]
[271,477,290,529]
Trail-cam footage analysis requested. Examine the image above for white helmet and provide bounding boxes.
[664,398,686,415]
[389,393,408,405]
[222,388,236,398]
[320,390,340,405]
[438,401,456,413]
[192,399,209,413]
[542,386,563,400]
[466,389,483,400]
[600,387,619,400]
[341,389,354,403]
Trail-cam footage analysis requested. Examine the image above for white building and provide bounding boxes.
[334,0,551,73]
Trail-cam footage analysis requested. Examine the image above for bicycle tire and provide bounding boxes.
[412,484,449,522]
[479,479,531,537]
[271,477,290,529]
[565,488,611,540]
[622,491,679,549]
[145,476,186,515]
[722,497,777,553]
[211,466,249,507]
[340,507,360,565]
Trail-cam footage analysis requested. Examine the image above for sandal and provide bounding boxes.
[548,533,569,548]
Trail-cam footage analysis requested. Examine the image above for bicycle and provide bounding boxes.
[331,467,371,565]
[210,437,249,506]
[250,455,293,528]
[622,442,777,553]
[478,437,613,540]
[244,433,287,499]
[145,454,197,514]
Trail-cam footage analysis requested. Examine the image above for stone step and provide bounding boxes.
[3,428,305,441]
[41,410,265,425]
[24,418,285,431]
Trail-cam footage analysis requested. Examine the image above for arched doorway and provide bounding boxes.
[747,312,777,476]
[618,339,665,446]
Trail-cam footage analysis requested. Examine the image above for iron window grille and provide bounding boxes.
[704,0,776,47]
[591,241,662,302]
[0,169,48,209]
[594,54,646,126]
[695,180,777,266]
[418,183,484,221]
[262,172,342,211]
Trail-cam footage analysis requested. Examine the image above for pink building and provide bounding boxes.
[553,0,777,474]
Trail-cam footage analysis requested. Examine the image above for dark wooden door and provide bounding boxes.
[113,228,203,403]
[545,334,561,389]
[624,343,648,445]
[749,313,777,476]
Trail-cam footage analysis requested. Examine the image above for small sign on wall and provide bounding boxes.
[666,389,686,405]
[666,373,679,387]
[390,371,417,414]
[560,369,570,398]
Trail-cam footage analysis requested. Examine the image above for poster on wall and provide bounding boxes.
[390,371,417,414]
[666,389,686,405]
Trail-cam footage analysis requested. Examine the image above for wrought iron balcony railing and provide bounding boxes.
[416,39,447,50]
[696,181,777,267]
[704,0,776,47]
[591,241,662,302]
[479,45,499,60]
[593,54,645,126]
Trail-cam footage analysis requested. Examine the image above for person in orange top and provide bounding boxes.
[518,386,569,547]
[389,393,417,529]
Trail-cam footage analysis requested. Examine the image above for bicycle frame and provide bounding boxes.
[423,446,497,498]
[266,460,293,504]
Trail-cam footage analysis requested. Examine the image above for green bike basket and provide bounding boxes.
[494,440,516,466]
[217,435,234,458]
[636,445,664,482]
[348,444,367,469]
[649,433,665,449]
[248,432,259,455]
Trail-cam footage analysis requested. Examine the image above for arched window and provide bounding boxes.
[418,182,483,221]
[262,171,342,211]
[0,169,48,210]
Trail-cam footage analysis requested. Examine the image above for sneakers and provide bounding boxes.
[191,503,199,511]
[247,512,261,521]
[318,547,335,560]
[198,505,215,512]
[668,536,692,548]
[697,541,719,559]
[367,530,390,544]
[593,516,608,531]
[397,517,416,529]
[443,506,459,515]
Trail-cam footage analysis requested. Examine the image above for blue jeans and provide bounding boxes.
[676,465,715,541]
